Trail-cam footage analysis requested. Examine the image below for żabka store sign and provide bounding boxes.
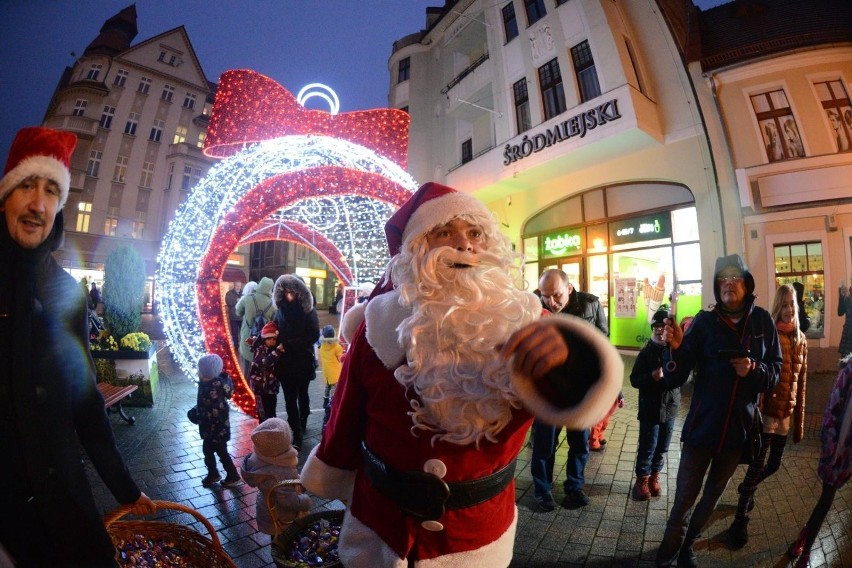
[503,99,621,166]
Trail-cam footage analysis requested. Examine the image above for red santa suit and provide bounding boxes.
[301,183,622,567]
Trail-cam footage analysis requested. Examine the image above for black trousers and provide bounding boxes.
[281,375,311,445]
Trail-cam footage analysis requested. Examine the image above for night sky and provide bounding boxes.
[0,0,725,162]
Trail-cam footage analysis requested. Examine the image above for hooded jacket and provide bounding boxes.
[241,452,312,535]
[272,274,320,380]
[236,276,275,363]
[662,254,781,455]
[630,339,680,423]
[0,212,141,566]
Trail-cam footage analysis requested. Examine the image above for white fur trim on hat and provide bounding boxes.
[401,192,493,248]
[512,316,623,431]
[0,155,71,209]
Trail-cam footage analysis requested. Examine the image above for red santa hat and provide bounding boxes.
[384,182,493,257]
[0,127,77,210]
[261,320,278,339]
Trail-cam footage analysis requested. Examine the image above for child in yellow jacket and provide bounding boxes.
[318,325,344,430]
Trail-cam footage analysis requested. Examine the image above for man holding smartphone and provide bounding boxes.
[654,254,781,567]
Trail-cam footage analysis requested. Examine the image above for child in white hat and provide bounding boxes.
[196,353,241,487]
[241,418,312,535]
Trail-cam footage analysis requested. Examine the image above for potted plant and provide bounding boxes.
[91,245,159,406]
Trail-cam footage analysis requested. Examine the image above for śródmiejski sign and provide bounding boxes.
[503,99,621,165]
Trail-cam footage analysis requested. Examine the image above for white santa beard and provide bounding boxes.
[394,247,539,446]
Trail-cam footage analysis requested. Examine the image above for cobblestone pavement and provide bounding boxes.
[86,315,851,567]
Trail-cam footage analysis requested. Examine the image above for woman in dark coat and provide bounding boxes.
[272,274,320,448]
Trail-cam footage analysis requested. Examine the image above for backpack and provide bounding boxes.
[249,295,274,339]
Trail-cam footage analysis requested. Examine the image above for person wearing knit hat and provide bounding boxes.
[0,126,156,566]
[301,182,622,567]
[241,418,312,536]
[656,253,781,567]
[249,320,285,423]
[318,324,344,431]
[195,353,242,487]
[628,308,680,502]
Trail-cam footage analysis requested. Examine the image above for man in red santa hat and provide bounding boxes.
[0,127,155,567]
[301,182,622,567]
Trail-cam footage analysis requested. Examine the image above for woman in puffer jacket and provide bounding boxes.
[728,284,807,548]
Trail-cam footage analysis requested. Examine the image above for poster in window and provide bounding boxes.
[780,118,804,158]
[827,108,851,152]
[759,119,784,162]
[615,277,637,318]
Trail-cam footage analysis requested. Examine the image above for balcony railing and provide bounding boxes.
[43,115,99,137]
[441,52,489,95]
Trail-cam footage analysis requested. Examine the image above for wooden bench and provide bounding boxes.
[97,383,138,425]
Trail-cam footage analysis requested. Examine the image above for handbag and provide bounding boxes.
[187,405,199,425]
[740,406,763,464]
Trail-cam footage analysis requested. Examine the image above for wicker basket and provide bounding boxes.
[268,480,344,568]
[105,500,237,568]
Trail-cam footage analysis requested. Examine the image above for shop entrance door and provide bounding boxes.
[559,261,582,291]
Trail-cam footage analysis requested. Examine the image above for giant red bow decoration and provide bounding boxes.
[204,69,410,167]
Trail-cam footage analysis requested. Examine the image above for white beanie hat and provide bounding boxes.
[198,353,224,378]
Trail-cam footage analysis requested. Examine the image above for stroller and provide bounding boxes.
[88,309,104,341]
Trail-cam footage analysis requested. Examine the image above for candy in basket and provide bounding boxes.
[104,500,237,568]
[267,479,344,568]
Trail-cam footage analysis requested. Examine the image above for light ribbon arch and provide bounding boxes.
[156,135,417,413]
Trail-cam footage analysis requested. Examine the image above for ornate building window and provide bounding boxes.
[72,99,88,117]
[524,0,547,25]
[502,3,518,42]
[571,40,601,103]
[538,58,566,120]
[113,69,128,87]
[86,150,102,177]
[750,89,804,161]
[774,241,824,338]
[814,79,852,153]
[150,119,164,142]
[513,78,531,134]
[398,57,410,84]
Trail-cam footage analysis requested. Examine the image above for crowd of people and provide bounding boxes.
[1,126,848,567]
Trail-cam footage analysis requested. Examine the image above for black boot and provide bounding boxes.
[728,517,749,549]
[677,533,698,568]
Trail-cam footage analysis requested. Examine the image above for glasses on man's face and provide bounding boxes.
[717,276,744,285]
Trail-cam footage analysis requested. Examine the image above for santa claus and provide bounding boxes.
[301,182,622,567]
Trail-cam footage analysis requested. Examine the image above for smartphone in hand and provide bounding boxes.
[717,349,751,360]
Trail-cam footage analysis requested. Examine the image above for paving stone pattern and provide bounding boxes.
[85,315,851,567]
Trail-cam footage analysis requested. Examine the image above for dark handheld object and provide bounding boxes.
[664,288,678,372]
[717,349,751,360]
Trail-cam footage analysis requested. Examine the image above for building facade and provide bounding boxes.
[687,0,852,369]
[43,5,223,307]
[390,0,731,351]
[43,5,339,310]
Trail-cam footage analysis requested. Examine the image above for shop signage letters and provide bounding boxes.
[609,213,671,246]
[542,230,582,257]
[503,99,621,165]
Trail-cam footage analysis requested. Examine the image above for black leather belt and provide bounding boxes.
[361,442,516,522]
